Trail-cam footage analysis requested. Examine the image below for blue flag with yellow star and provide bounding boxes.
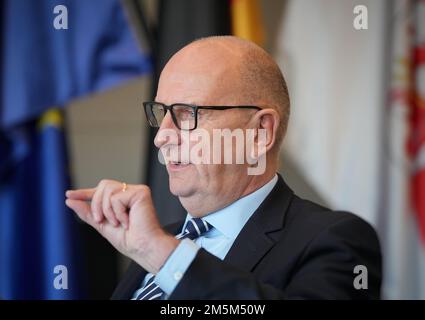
[0,0,151,299]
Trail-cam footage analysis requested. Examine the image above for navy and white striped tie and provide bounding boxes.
[134,218,212,300]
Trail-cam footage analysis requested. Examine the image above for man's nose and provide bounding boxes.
[153,111,181,149]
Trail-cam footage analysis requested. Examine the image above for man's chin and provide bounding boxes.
[168,175,194,197]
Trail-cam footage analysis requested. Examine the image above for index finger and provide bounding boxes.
[66,188,96,201]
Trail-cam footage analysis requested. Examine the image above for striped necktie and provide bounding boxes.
[134,218,212,300]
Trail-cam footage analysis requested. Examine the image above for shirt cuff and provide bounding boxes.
[154,238,200,296]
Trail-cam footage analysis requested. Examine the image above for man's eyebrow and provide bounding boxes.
[158,101,201,106]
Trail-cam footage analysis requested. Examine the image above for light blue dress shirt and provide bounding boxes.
[131,174,278,299]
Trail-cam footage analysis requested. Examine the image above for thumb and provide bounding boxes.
[128,198,160,232]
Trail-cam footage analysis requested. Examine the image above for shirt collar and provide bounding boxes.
[183,174,278,240]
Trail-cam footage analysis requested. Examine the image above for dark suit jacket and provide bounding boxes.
[111,175,382,299]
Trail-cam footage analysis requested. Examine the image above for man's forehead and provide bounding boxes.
[157,60,239,105]
[163,53,233,78]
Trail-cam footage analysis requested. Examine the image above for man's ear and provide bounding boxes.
[249,108,280,159]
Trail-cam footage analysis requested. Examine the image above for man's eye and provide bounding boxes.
[186,109,196,118]
[185,110,195,117]
[175,108,194,118]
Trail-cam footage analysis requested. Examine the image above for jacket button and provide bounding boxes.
[174,271,183,281]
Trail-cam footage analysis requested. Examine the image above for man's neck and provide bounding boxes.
[183,170,277,218]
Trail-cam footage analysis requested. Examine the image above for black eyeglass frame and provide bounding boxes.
[143,101,261,130]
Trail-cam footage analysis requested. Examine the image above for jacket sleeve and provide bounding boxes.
[168,215,382,300]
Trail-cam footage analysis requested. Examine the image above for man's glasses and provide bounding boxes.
[143,101,261,130]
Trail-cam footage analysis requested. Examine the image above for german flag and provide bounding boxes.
[145,0,231,225]
[231,0,265,46]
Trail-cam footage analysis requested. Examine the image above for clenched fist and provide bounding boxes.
[65,179,179,274]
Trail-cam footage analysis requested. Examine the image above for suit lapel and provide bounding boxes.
[223,174,294,272]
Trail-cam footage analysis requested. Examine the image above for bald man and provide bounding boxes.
[65,36,382,299]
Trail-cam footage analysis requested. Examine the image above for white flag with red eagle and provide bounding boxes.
[277,0,425,298]
[382,0,425,299]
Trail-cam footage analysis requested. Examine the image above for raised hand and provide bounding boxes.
[65,180,179,274]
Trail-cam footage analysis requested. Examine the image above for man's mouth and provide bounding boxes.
[168,161,191,170]
[170,160,190,165]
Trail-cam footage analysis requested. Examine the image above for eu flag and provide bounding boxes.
[0,0,151,299]
[0,110,83,299]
